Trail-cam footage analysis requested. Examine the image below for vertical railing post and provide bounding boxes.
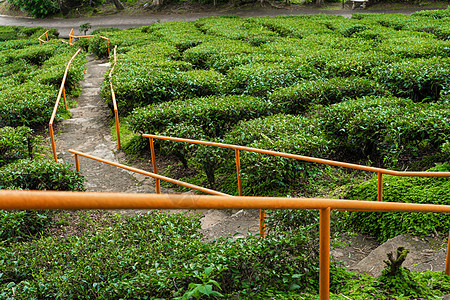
[62,85,67,110]
[319,207,331,300]
[74,154,80,174]
[49,124,57,162]
[149,138,160,194]
[45,31,48,41]
[235,149,243,196]
[446,227,450,275]
[378,172,383,202]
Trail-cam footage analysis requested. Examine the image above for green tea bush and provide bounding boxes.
[195,16,278,42]
[345,163,450,243]
[0,210,53,245]
[269,77,388,114]
[320,96,450,167]
[0,27,18,41]
[0,81,58,127]
[373,57,450,101]
[143,21,212,52]
[182,39,257,69]
[227,62,318,96]
[411,7,450,19]
[127,95,273,138]
[34,48,86,91]
[3,43,58,65]
[250,15,336,38]
[0,158,85,191]
[0,211,320,298]
[191,114,331,195]
[0,39,35,51]
[0,126,34,167]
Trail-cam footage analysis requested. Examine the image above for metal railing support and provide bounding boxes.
[446,227,450,276]
[319,207,331,300]
[378,172,383,201]
[109,45,121,150]
[148,138,161,194]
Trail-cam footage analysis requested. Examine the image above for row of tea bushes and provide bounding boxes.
[174,96,449,195]
[0,27,86,194]
[0,40,86,127]
[127,95,273,139]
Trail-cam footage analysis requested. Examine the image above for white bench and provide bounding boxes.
[351,0,368,9]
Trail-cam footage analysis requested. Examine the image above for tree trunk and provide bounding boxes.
[151,0,164,6]
[111,0,125,10]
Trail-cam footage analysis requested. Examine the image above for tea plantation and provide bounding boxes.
[2,9,450,299]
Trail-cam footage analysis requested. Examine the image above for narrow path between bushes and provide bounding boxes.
[54,54,260,239]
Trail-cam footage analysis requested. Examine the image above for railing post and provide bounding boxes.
[149,138,160,194]
[378,172,383,202]
[319,207,330,300]
[446,227,450,275]
[235,149,243,196]
[74,154,80,174]
[49,124,57,162]
[62,85,67,110]
[45,31,48,41]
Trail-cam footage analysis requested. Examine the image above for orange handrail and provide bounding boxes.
[2,189,450,300]
[49,48,83,162]
[38,30,49,44]
[68,149,230,196]
[109,45,121,149]
[143,134,450,235]
[69,29,110,55]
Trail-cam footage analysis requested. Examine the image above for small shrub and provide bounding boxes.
[0,158,85,191]
[127,95,274,138]
[345,163,450,243]
[0,126,35,167]
[373,57,450,101]
[269,77,387,114]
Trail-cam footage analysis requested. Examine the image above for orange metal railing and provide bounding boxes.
[69,149,230,196]
[69,28,110,56]
[38,30,49,44]
[49,48,83,162]
[108,45,121,149]
[2,190,450,300]
[142,134,450,236]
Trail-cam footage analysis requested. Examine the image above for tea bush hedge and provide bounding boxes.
[189,114,331,194]
[269,77,388,113]
[0,211,321,298]
[0,81,58,127]
[345,163,450,243]
[372,57,450,101]
[0,158,85,191]
[127,95,274,138]
[227,62,318,96]
[320,96,450,166]
[0,126,34,167]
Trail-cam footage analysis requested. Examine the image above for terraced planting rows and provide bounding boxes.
[89,11,449,197]
[1,9,450,299]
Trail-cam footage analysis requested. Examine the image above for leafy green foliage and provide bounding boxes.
[345,163,450,243]
[0,158,85,191]
[0,210,52,245]
[127,95,274,138]
[0,126,34,167]
[269,77,387,114]
[8,0,58,18]
[0,211,320,298]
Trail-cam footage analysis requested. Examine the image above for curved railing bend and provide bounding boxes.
[49,48,83,162]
